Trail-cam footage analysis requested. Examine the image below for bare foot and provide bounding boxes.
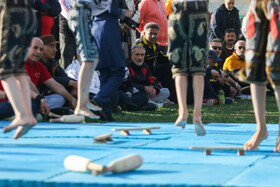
[75,108,100,119]
[243,130,268,150]
[193,120,206,136]
[274,137,280,152]
[87,102,102,111]
[3,116,37,139]
[175,112,188,129]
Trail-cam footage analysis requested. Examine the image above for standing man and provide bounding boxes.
[209,0,240,42]
[91,0,134,121]
[138,0,168,53]
[168,0,209,136]
[67,0,113,119]
[0,0,37,139]
[59,0,76,69]
[238,0,280,152]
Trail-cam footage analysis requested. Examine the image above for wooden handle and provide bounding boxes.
[112,126,160,131]
[88,162,107,176]
[49,118,63,123]
[93,133,112,140]
[189,146,259,151]
[48,112,61,118]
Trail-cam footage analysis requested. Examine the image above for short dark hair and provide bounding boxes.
[224,28,236,35]
[144,22,160,32]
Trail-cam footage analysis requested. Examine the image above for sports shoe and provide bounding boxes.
[202,98,218,106]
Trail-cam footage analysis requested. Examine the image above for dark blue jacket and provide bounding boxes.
[209,4,240,41]
[38,59,75,95]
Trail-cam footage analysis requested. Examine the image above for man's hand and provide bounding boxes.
[144,85,153,94]
[125,10,134,18]
[230,86,237,95]
[149,88,156,97]
[40,100,50,116]
[235,83,241,91]
[71,88,77,97]
[211,69,220,80]
[145,85,156,97]
[71,98,77,108]
[121,24,131,33]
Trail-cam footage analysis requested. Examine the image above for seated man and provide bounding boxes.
[223,40,250,92]
[136,22,176,103]
[220,28,237,66]
[128,45,170,107]
[223,40,246,75]
[40,35,77,98]
[65,51,100,100]
[65,53,112,120]
[207,50,238,98]
[118,46,153,111]
[209,38,223,69]
[25,37,77,110]
[118,67,151,111]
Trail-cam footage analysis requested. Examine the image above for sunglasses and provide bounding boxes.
[212,46,222,50]
[238,46,245,50]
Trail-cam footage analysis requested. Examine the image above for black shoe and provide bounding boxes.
[50,107,74,115]
[91,110,107,121]
[107,117,116,122]
[113,105,122,113]
[141,103,156,111]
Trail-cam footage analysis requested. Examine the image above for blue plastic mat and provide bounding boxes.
[0,121,279,187]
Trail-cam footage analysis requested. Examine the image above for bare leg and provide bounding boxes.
[273,87,280,152]
[244,83,268,150]
[2,75,36,139]
[74,60,100,119]
[174,74,188,128]
[192,74,206,136]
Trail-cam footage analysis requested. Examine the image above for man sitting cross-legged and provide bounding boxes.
[129,45,170,108]
[39,34,78,100]
[25,37,77,111]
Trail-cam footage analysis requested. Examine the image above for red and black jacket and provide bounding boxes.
[129,61,160,94]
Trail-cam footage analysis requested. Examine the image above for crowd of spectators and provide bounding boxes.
[0,0,270,122]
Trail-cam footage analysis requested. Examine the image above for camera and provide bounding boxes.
[120,0,140,30]
[120,17,140,30]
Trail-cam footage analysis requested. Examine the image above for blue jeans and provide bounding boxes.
[0,100,40,120]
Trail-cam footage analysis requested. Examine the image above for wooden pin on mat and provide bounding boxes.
[111,126,160,135]
[48,112,62,118]
[93,133,113,143]
[49,114,85,123]
[64,154,143,176]
[189,146,259,156]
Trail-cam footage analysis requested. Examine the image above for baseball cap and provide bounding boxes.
[208,50,221,62]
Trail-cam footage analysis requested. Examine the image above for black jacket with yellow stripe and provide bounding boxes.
[136,36,169,74]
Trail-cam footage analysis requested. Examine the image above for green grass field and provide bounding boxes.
[88,96,279,124]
